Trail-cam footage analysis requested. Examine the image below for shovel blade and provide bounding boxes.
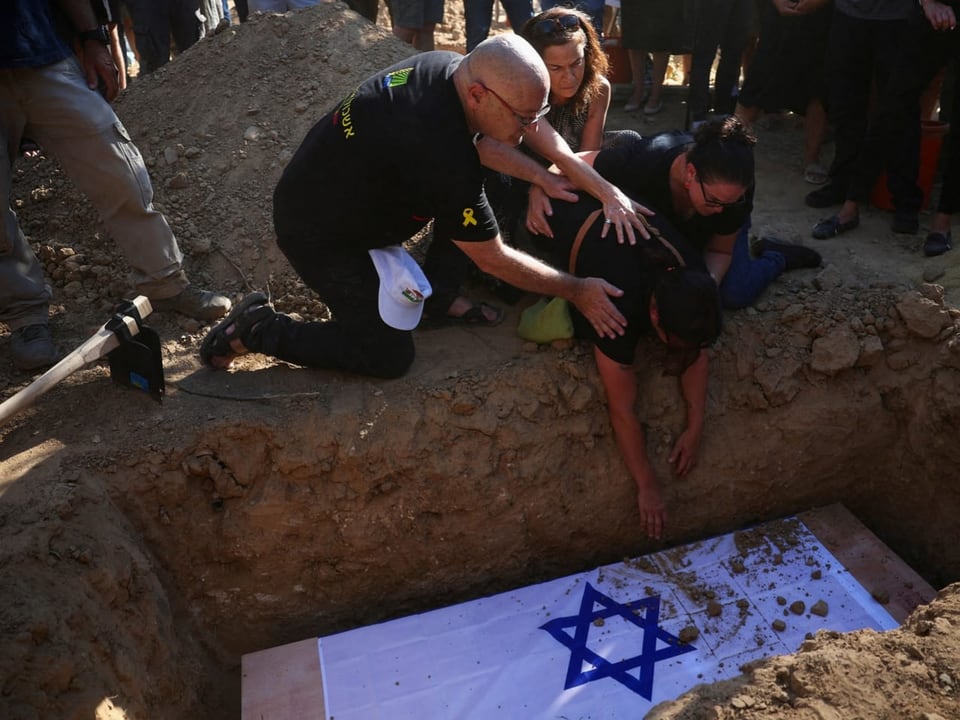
[107,325,165,402]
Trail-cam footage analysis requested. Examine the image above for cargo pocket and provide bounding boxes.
[112,121,153,208]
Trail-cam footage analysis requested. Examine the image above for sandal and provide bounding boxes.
[804,163,829,185]
[420,301,504,329]
[199,291,274,368]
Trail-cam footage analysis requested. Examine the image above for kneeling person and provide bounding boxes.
[534,200,722,540]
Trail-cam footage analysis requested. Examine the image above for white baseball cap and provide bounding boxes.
[368,246,433,331]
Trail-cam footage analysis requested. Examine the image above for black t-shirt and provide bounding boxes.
[592,131,753,253]
[540,197,707,365]
[274,51,499,251]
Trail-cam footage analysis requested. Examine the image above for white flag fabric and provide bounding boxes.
[318,515,897,719]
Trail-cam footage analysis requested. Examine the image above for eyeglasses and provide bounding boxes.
[530,14,581,36]
[696,172,748,208]
[479,83,551,128]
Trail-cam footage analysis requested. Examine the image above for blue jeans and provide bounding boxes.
[538,0,604,36]
[719,221,786,310]
[464,0,534,52]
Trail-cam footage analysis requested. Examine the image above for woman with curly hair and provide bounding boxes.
[519,6,611,155]
[485,7,622,254]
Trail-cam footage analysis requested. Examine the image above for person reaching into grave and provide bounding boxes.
[527,201,722,540]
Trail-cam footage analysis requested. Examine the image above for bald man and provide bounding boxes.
[199,35,638,379]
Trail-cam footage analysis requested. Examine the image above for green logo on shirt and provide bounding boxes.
[382,68,412,89]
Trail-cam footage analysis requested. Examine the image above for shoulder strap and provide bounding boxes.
[568,210,687,273]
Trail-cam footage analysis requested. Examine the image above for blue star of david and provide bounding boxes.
[540,581,696,700]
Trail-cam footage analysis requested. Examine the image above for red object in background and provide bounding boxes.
[603,37,632,85]
[872,120,950,211]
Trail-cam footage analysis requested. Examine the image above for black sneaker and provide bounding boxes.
[9,323,61,371]
[755,237,822,271]
[804,182,846,209]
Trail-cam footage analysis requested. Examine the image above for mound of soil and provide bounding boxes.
[2,3,960,719]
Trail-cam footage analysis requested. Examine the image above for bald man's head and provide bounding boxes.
[463,34,550,92]
[455,34,551,145]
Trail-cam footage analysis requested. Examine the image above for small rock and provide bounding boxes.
[923,264,946,283]
[772,619,787,632]
[857,334,884,367]
[167,172,189,189]
[244,126,262,141]
[896,290,951,338]
[789,600,805,615]
[810,600,828,617]
[679,625,699,643]
[810,325,860,375]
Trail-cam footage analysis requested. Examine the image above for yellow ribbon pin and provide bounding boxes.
[462,208,478,227]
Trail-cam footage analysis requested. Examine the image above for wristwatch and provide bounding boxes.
[78,25,111,45]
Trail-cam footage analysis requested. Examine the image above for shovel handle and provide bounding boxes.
[0,296,153,426]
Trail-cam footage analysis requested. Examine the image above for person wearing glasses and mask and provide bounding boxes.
[199,34,646,379]
[563,116,823,309]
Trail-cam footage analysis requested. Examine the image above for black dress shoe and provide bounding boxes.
[805,182,847,208]
[812,214,860,239]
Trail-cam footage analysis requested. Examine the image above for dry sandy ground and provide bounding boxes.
[1,2,960,719]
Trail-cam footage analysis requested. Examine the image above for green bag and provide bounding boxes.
[517,297,574,344]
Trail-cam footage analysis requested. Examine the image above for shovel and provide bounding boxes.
[0,295,164,426]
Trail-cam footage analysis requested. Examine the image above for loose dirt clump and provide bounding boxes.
[2,3,960,719]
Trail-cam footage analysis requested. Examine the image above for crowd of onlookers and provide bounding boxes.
[126,0,954,260]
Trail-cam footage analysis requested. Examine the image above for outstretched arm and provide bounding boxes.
[669,350,708,478]
[475,135,580,203]
[454,236,627,338]
[594,347,666,539]
[522,120,651,245]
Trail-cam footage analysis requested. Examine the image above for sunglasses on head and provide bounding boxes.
[530,14,581,36]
